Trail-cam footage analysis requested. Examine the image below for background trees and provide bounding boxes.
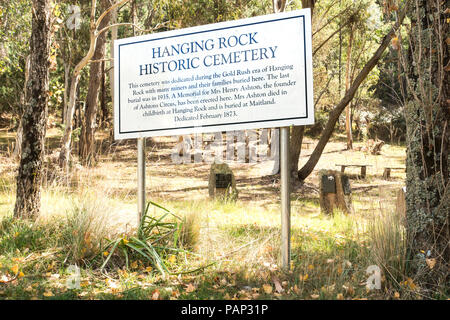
[2,0,405,176]
[3,0,410,211]
[2,0,448,297]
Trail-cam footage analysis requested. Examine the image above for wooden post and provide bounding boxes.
[361,166,367,179]
[383,168,391,179]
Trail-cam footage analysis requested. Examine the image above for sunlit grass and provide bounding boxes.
[1,130,437,300]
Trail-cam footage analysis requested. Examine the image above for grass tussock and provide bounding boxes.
[61,196,112,264]
[367,198,408,288]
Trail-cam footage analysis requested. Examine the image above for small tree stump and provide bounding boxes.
[370,140,385,155]
[319,170,352,215]
[208,162,238,200]
[395,187,406,216]
[383,167,391,179]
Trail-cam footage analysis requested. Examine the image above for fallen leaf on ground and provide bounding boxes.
[152,289,160,300]
[172,290,180,298]
[426,258,436,269]
[185,283,196,293]
[43,291,54,297]
[342,285,354,296]
[271,275,284,293]
[11,265,19,275]
[262,284,273,294]
[337,265,343,274]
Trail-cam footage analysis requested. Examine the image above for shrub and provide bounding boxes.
[100,201,199,276]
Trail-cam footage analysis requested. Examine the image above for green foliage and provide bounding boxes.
[100,201,196,276]
[0,1,31,119]
[0,215,50,253]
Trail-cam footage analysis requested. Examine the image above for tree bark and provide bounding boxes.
[402,0,449,292]
[345,23,355,150]
[14,0,51,220]
[298,11,405,180]
[12,55,30,160]
[59,0,99,168]
[108,6,118,139]
[289,126,305,177]
[288,0,315,179]
[62,61,70,124]
[273,0,286,13]
[80,0,111,165]
[99,60,107,127]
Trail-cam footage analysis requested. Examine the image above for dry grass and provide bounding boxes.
[1,128,426,300]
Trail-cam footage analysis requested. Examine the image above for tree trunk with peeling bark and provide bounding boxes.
[345,23,354,150]
[59,1,98,169]
[14,0,51,220]
[79,0,111,165]
[12,55,31,160]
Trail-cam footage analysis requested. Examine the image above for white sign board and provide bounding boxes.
[114,9,314,140]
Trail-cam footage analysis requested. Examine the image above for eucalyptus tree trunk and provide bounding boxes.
[14,0,51,219]
[59,0,99,169]
[401,0,449,292]
[108,6,118,137]
[62,61,71,124]
[80,0,111,165]
[12,55,30,160]
[344,23,354,150]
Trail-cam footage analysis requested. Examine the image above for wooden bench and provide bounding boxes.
[383,167,405,179]
[302,141,314,149]
[335,164,372,178]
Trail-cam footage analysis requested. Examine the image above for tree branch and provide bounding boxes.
[298,7,407,180]
[96,0,129,29]
[96,21,168,37]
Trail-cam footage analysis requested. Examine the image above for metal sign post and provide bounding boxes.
[280,126,291,270]
[137,137,146,225]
